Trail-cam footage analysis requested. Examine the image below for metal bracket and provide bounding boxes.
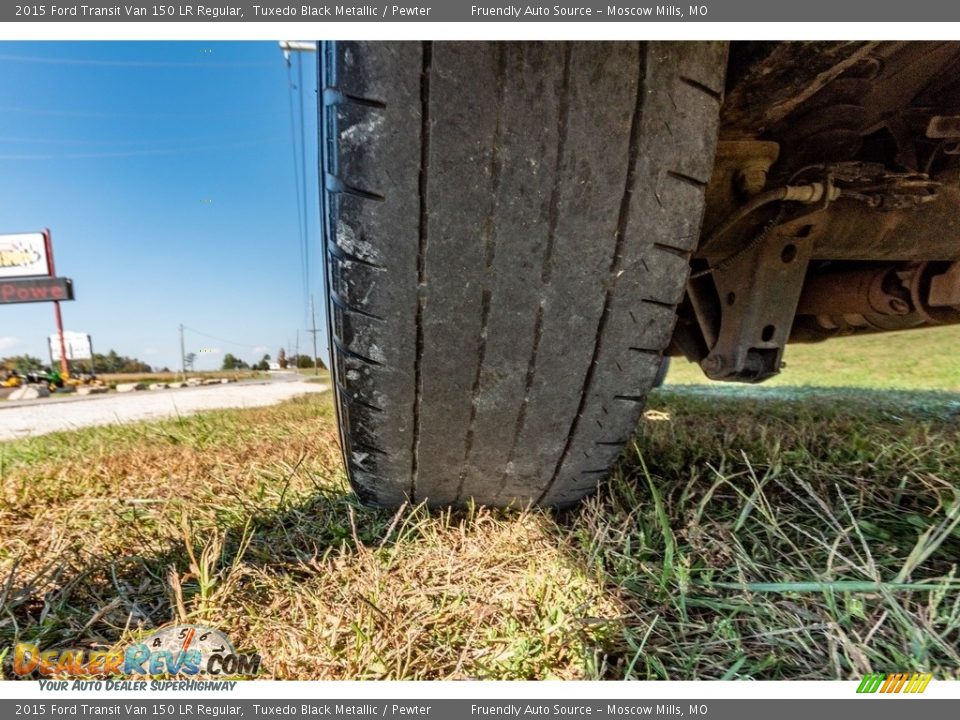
[699,219,815,383]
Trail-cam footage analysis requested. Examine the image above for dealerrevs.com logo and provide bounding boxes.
[13,625,262,688]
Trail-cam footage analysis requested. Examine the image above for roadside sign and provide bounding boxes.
[49,331,93,362]
[0,276,74,304]
[0,232,51,278]
[1,228,76,379]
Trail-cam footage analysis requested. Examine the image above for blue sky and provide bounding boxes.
[0,41,325,371]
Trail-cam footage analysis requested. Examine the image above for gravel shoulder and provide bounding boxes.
[0,380,330,440]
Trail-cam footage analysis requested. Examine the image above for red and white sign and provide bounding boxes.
[0,277,73,304]
[0,232,52,279]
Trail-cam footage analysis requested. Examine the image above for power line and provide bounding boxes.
[285,54,309,321]
[181,325,265,350]
[279,42,319,330]
[297,51,311,325]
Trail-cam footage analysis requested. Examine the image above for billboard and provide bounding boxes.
[0,232,51,278]
[49,331,93,362]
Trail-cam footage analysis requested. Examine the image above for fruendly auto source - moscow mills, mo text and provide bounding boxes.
[471,5,701,17]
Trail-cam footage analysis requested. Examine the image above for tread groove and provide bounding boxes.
[493,302,545,502]
[652,241,691,259]
[680,75,722,102]
[666,169,708,189]
[322,87,387,109]
[335,380,385,413]
[494,46,569,503]
[409,41,432,504]
[326,242,386,270]
[325,173,385,201]
[541,44,573,285]
[536,44,648,505]
[333,338,384,367]
[642,296,676,310]
[456,45,507,503]
[348,444,388,458]
[329,290,385,321]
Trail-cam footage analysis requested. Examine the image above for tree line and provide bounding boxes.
[3,348,328,375]
[221,350,326,371]
[1,350,154,374]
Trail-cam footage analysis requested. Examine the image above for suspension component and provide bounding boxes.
[774,75,872,175]
[695,212,817,383]
[797,264,913,318]
[793,260,960,337]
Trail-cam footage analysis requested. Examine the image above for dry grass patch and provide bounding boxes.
[222,507,621,679]
[1,386,959,680]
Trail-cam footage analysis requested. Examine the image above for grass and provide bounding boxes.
[667,324,960,391]
[1,375,958,680]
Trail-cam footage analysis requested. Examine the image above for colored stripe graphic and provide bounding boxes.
[857,673,885,693]
[857,672,931,694]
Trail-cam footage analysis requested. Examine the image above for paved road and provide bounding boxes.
[0,378,330,441]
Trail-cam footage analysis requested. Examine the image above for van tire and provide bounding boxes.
[320,41,726,507]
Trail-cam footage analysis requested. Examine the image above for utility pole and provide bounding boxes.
[295,329,300,372]
[179,324,186,380]
[44,230,69,379]
[279,41,321,377]
[278,41,317,57]
[309,294,320,375]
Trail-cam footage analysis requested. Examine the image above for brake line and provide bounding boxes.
[689,182,838,279]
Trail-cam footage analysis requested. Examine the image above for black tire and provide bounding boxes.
[321,41,726,508]
[653,357,671,389]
